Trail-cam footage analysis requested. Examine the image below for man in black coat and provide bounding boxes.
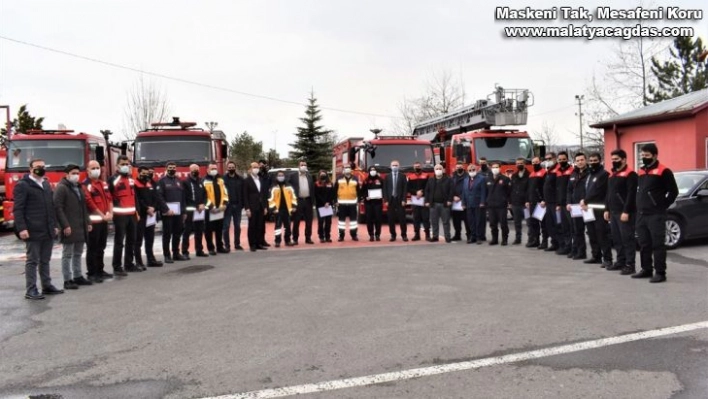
[566,153,590,260]
[450,162,470,241]
[383,159,409,241]
[555,151,574,255]
[582,152,612,267]
[603,149,638,274]
[485,163,512,245]
[182,164,207,258]
[510,158,529,245]
[135,166,164,267]
[289,160,315,245]
[244,161,270,252]
[222,161,245,251]
[13,158,64,299]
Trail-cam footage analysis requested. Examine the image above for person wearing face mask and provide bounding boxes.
[525,156,547,248]
[554,152,574,255]
[363,166,384,241]
[54,164,93,290]
[314,170,335,243]
[424,164,455,243]
[540,153,560,252]
[384,160,409,242]
[478,157,493,180]
[461,165,487,244]
[268,171,297,247]
[407,161,431,241]
[450,162,471,242]
[257,159,272,248]
[289,160,315,245]
[83,160,114,282]
[157,161,187,263]
[243,161,270,251]
[13,158,64,299]
[222,161,245,251]
[334,165,360,241]
[108,155,140,274]
[204,163,229,255]
[603,149,638,275]
[510,158,530,245]
[485,163,512,245]
[134,166,163,269]
[566,152,589,260]
[581,153,612,268]
[632,143,678,283]
[181,164,208,258]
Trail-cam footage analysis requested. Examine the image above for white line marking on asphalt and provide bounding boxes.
[203,320,708,399]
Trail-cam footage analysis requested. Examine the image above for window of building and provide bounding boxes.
[635,141,655,170]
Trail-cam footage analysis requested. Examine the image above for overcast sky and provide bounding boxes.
[1,0,706,158]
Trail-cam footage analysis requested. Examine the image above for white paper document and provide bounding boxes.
[145,214,157,227]
[210,210,224,221]
[452,201,463,211]
[570,204,583,218]
[410,196,425,206]
[167,202,181,215]
[582,209,596,222]
[368,188,382,199]
[318,206,333,217]
[523,208,531,219]
[193,210,205,221]
[532,204,546,221]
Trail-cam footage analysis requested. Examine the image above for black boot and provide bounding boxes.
[412,233,421,241]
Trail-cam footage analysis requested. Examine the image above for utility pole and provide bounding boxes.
[574,95,584,150]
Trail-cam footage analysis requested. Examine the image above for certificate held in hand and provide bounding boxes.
[532,204,546,221]
[318,206,334,217]
[368,188,382,200]
[410,196,425,207]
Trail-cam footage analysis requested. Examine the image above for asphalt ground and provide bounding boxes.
[0,222,706,399]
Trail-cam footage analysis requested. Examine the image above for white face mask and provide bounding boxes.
[344,168,352,175]
[369,170,377,176]
[299,166,308,172]
[68,174,80,183]
[468,171,476,177]
[89,169,101,179]
[252,168,260,175]
[492,168,500,176]
[434,169,443,177]
[208,170,218,177]
[277,176,285,182]
[119,165,130,174]
[546,160,555,168]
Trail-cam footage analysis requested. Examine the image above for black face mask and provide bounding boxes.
[516,164,525,171]
[33,167,46,177]
[320,175,327,180]
[147,173,154,180]
[167,170,176,177]
[611,161,623,170]
[559,161,568,168]
[480,164,488,171]
[456,168,464,174]
[642,157,654,166]
[414,168,422,173]
[191,171,199,178]
[140,175,150,181]
[228,169,236,175]
[532,164,541,172]
[588,163,600,171]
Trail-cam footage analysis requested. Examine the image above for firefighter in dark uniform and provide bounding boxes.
[582,152,612,267]
[566,152,589,260]
[632,143,678,283]
[108,155,140,274]
[451,162,470,241]
[603,149,638,274]
[408,161,431,241]
[314,170,335,243]
[334,166,360,241]
[362,166,384,241]
[510,158,529,245]
[540,152,560,252]
[134,166,164,268]
[525,156,547,248]
[182,164,208,258]
[156,161,187,263]
[485,163,512,245]
[555,151,574,255]
[257,159,272,247]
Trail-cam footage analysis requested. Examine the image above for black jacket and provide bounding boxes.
[12,174,58,241]
[314,180,335,208]
[542,165,559,204]
[362,175,385,203]
[485,174,512,208]
[605,166,638,213]
[637,161,679,214]
[223,172,244,207]
[510,170,529,206]
[53,178,90,244]
[407,171,430,195]
[555,164,574,205]
[384,171,408,201]
[584,166,609,206]
[289,172,315,199]
[157,175,186,215]
[135,177,162,216]
[243,174,269,212]
[424,175,454,204]
[183,176,207,211]
[567,167,590,204]
[451,171,467,197]
[527,168,546,204]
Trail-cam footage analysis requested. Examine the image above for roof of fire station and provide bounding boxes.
[590,88,708,129]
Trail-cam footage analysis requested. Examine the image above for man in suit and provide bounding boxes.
[461,164,487,244]
[383,159,408,242]
[243,161,269,252]
[289,160,315,245]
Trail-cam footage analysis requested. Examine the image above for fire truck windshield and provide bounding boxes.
[6,140,85,170]
[135,137,211,165]
[473,137,534,163]
[365,144,434,170]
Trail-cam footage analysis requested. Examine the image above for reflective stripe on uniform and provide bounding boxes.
[89,215,103,222]
[186,207,197,211]
[338,199,358,204]
[274,229,282,236]
[588,204,605,210]
[113,207,136,213]
[337,221,346,228]
[349,222,358,230]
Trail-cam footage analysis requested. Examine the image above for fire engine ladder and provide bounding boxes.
[412,85,533,141]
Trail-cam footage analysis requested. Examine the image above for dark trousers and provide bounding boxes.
[337,204,358,237]
[182,212,205,254]
[474,207,487,240]
[25,239,54,292]
[412,205,430,236]
[366,201,383,237]
[559,208,573,251]
[465,207,478,241]
[222,203,242,249]
[610,211,636,267]
[585,209,612,262]
[571,216,587,256]
[637,212,667,274]
[206,214,225,251]
[511,205,526,240]
[135,215,156,264]
[113,214,136,268]
[451,209,470,239]
[387,198,407,237]
[274,210,292,244]
[292,197,313,242]
[317,215,332,240]
[488,207,509,242]
[86,221,108,276]
[162,215,183,258]
[248,208,265,249]
[543,203,560,248]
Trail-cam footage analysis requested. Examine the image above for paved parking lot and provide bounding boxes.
[0,230,706,398]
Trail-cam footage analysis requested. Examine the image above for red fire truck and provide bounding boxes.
[2,129,129,229]
[129,117,229,179]
[332,132,435,221]
[413,85,543,175]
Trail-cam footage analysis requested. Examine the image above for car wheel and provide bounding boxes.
[665,215,683,250]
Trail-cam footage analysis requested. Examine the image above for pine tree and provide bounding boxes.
[289,92,333,173]
[228,131,264,173]
[1,104,45,146]
[647,36,708,103]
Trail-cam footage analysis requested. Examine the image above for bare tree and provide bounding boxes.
[122,76,171,140]
[533,121,559,149]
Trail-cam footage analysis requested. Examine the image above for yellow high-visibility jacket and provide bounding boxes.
[268,184,298,213]
[204,176,229,209]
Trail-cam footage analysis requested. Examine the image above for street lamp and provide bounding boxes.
[205,121,218,133]
[575,95,584,150]
[370,128,382,139]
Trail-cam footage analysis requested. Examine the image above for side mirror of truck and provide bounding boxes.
[538,145,546,159]
[120,142,128,155]
[221,143,228,159]
[95,146,105,165]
